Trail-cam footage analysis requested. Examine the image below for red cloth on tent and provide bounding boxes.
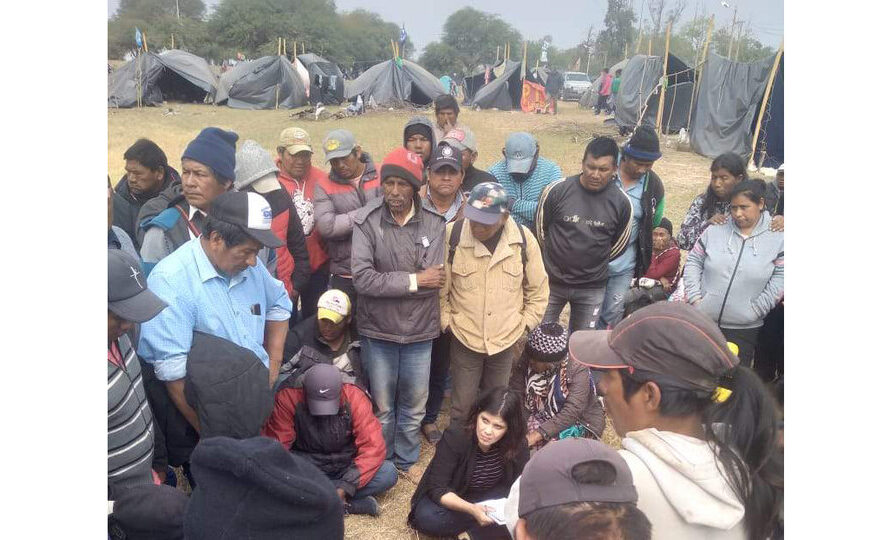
[521,80,552,113]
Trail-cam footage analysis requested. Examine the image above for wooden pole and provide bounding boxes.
[143,31,148,53]
[624,42,629,60]
[647,38,652,56]
[171,34,174,49]
[496,45,500,63]
[302,42,305,54]
[655,23,672,133]
[734,22,743,62]
[635,29,643,54]
[687,16,714,130]
[294,41,297,61]
[727,7,738,60]
[275,84,280,110]
[748,42,784,167]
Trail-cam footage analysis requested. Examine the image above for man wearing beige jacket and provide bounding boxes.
[440,182,549,422]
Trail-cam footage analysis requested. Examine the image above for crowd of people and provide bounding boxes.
[108,94,784,539]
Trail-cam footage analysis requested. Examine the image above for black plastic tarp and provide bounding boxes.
[579,58,629,108]
[690,52,777,161]
[215,55,307,110]
[471,60,531,111]
[108,50,218,108]
[296,53,345,105]
[343,59,444,107]
[463,64,491,104]
[615,53,694,132]
[751,55,784,168]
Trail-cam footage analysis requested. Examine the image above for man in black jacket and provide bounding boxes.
[113,138,181,249]
[597,126,665,329]
[535,137,632,333]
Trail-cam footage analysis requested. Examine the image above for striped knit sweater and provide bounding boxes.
[108,333,155,490]
[489,157,562,229]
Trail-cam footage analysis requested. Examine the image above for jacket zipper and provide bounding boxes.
[717,238,746,325]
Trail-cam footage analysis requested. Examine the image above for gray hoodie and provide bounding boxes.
[683,211,784,329]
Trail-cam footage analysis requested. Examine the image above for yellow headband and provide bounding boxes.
[711,386,733,403]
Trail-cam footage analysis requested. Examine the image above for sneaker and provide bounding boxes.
[345,495,380,516]
[422,423,442,444]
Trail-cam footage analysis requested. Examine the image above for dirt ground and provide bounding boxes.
[108,101,764,539]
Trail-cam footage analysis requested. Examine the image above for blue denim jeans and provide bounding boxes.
[543,282,606,333]
[597,271,634,329]
[410,487,511,539]
[352,461,399,500]
[360,336,432,470]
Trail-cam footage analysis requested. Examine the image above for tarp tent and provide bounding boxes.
[108,50,218,108]
[296,53,345,105]
[471,60,532,111]
[578,58,629,108]
[215,55,307,110]
[463,65,492,104]
[614,54,695,133]
[690,52,779,162]
[343,58,444,107]
[751,55,784,168]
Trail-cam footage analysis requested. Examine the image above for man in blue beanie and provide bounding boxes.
[138,127,239,275]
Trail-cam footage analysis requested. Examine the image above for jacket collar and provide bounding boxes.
[460,216,523,268]
[327,152,377,185]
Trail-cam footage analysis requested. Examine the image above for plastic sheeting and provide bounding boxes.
[296,53,345,105]
[343,59,444,107]
[751,55,784,168]
[615,54,694,131]
[463,65,491,104]
[578,58,629,108]
[215,56,307,110]
[471,60,530,111]
[690,52,777,161]
[108,50,218,108]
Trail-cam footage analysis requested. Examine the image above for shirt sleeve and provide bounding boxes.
[137,271,195,381]
[260,261,293,321]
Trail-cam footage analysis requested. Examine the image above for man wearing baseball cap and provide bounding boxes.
[352,147,446,471]
[441,181,549,423]
[138,191,293,439]
[442,127,498,193]
[597,126,666,329]
[263,363,398,516]
[487,132,562,229]
[108,249,168,491]
[138,127,238,275]
[568,302,783,539]
[313,129,381,309]
[505,438,651,540]
[275,127,332,323]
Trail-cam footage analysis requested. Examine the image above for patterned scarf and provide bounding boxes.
[525,357,569,424]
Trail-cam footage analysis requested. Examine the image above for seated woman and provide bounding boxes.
[508,322,605,450]
[683,179,784,366]
[408,387,528,540]
[623,218,680,317]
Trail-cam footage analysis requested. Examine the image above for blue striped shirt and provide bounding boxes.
[488,157,562,229]
[137,238,292,381]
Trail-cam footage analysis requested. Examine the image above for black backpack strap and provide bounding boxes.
[448,218,464,265]
[517,222,528,268]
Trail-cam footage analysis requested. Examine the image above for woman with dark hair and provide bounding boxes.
[408,387,529,539]
[683,179,784,365]
[675,152,746,251]
[570,302,783,540]
[508,322,605,450]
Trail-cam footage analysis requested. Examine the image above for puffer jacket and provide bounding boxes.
[313,152,381,276]
[441,217,550,355]
[137,183,193,275]
[351,197,445,344]
[683,211,784,329]
[277,162,331,273]
[113,166,181,250]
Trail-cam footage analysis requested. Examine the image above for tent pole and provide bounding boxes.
[624,42,629,60]
[143,31,148,53]
[655,23,672,133]
[302,42,305,54]
[275,84,280,110]
[687,16,714,131]
[748,42,784,168]
[647,38,651,56]
[171,34,174,49]
[294,41,297,61]
[635,29,643,54]
[496,45,500,64]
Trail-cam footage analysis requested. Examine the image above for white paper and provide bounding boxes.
[478,497,508,525]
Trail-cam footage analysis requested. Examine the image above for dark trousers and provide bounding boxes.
[449,337,518,423]
[297,265,330,323]
[754,303,784,382]
[423,331,452,425]
[721,327,761,367]
[329,274,357,318]
[595,93,609,114]
[350,461,398,501]
[410,487,511,540]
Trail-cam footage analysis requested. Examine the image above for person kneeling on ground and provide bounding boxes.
[569,302,783,539]
[508,322,605,450]
[505,438,652,540]
[263,363,398,516]
[621,217,680,317]
[408,387,529,540]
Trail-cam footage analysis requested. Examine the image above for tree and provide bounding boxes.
[115,0,205,20]
[596,0,635,70]
[108,0,208,58]
[419,43,465,76]
[711,26,775,63]
[333,9,414,74]
[441,8,522,72]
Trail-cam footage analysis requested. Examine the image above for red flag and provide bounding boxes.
[521,80,552,113]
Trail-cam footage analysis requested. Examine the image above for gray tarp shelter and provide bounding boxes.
[463,64,492,105]
[578,58,630,108]
[216,55,307,110]
[344,59,444,107]
[108,50,218,108]
[471,60,531,111]
[690,52,778,161]
[751,55,784,168]
[296,53,345,105]
[614,54,694,134]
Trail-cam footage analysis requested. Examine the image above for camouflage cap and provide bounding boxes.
[464,181,510,225]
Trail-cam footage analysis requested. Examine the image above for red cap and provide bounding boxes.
[380,147,423,190]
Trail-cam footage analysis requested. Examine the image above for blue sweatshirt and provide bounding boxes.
[489,157,562,229]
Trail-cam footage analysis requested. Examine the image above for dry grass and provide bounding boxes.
[108,101,759,539]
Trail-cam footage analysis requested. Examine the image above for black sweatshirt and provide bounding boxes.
[535,174,633,288]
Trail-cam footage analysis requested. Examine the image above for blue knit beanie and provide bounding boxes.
[182,127,239,182]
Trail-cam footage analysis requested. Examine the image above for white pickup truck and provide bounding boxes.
[560,72,592,101]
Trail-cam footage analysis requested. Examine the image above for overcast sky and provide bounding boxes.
[107,0,783,50]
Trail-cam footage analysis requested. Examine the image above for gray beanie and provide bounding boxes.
[234,140,280,192]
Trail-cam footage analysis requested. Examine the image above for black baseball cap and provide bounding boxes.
[302,363,342,416]
[209,191,283,249]
[108,249,167,323]
[569,302,738,393]
[429,141,462,172]
[518,438,637,517]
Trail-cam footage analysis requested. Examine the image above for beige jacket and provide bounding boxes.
[440,217,549,355]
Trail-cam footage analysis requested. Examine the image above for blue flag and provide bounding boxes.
[399,24,407,44]
[135,27,143,48]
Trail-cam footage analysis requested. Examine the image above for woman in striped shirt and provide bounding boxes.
[408,387,529,539]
